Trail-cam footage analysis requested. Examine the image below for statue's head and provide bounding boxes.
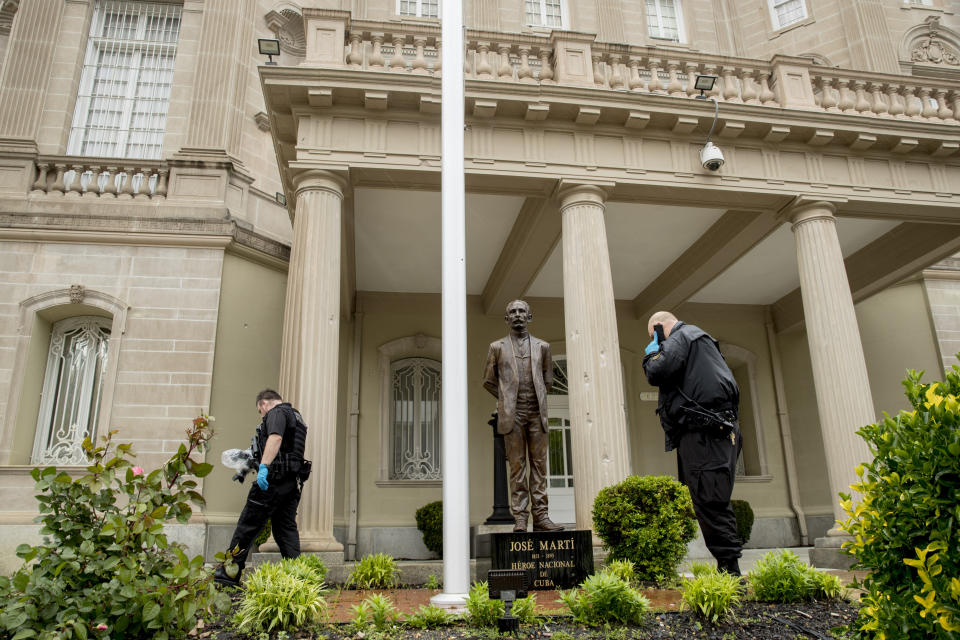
[505,299,532,332]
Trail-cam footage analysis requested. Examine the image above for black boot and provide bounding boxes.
[717,557,741,577]
[214,564,242,588]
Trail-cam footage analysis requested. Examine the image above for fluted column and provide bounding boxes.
[278,170,346,553]
[558,182,631,540]
[180,0,256,157]
[0,0,62,148]
[788,200,874,540]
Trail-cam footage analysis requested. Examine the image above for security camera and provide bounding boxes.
[700,142,724,171]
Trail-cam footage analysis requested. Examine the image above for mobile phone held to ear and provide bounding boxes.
[654,323,666,344]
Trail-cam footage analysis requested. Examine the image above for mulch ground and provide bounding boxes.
[204,587,859,639]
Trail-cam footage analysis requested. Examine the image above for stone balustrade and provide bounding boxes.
[323,18,960,128]
[809,68,960,124]
[30,157,168,199]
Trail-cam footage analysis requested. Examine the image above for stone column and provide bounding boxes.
[788,199,874,567]
[278,170,346,554]
[0,0,62,149]
[180,0,256,158]
[558,182,631,539]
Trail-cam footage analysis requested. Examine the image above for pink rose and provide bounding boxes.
[131,467,144,477]
[96,623,108,630]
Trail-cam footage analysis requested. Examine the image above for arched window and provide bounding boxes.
[33,317,112,465]
[389,357,442,480]
[377,335,442,485]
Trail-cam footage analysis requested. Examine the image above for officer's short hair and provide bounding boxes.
[256,389,283,404]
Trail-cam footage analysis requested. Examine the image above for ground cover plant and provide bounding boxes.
[558,570,651,626]
[748,549,843,603]
[680,564,742,622]
[841,367,960,639]
[347,552,400,589]
[0,416,230,640]
[231,560,328,634]
[592,475,697,582]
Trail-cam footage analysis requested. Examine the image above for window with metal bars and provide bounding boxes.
[32,317,111,465]
[397,0,439,18]
[769,0,807,30]
[525,0,565,28]
[647,0,683,42]
[67,1,181,160]
[390,358,442,480]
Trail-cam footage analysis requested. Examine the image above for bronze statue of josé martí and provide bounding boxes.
[482,300,564,533]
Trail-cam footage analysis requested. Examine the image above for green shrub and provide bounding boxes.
[288,554,328,585]
[510,592,539,624]
[347,552,400,589]
[688,560,715,577]
[424,573,441,590]
[464,581,504,627]
[558,572,650,627]
[600,559,637,584]
[730,499,754,545]
[840,368,960,639]
[405,604,456,629]
[415,500,443,556]
[681,565,743,623]
[233,562,327,634]
[0,417,230,640]
[592,475,697,581]
[747,550,838,603]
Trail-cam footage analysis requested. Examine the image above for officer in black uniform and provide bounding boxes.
[214,389,310,586]
[641,311,744,576]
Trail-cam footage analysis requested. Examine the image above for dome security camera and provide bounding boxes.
[700,141,725,171]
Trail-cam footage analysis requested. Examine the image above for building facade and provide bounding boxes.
[2,0,960,572]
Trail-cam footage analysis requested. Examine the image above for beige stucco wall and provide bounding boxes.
[203,253,286,519]
[924,273,960,372]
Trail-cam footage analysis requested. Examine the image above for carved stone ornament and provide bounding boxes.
[265,8,306,58]
[69,284,85,304]
[911,17,960,67]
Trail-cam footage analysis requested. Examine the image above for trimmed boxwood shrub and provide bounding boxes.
[731,499,754,545]
[840,368,960,639]
[415,500,443,556]
[592,475,697,581]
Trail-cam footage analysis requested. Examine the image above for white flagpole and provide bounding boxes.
[430,0,470,608]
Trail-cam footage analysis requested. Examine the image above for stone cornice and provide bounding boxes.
[0,212,290,267]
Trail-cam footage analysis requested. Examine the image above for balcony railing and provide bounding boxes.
[31,157,168,199]
[307,15,960,126]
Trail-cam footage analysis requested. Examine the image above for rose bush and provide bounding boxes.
[0,415,232,640]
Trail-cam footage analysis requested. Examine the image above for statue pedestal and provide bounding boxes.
[490,530,594,590]
[472,523,514,559]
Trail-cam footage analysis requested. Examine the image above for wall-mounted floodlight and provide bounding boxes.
[694,74,718,99]
[258,38,281,65]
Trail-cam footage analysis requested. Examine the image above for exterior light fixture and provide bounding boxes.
[693,74,717,99]
[258,38,281,65]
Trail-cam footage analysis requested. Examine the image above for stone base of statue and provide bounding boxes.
[491,529,594,590]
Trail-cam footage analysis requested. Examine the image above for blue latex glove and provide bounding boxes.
[644,333,659,355]
[256,463,269,491]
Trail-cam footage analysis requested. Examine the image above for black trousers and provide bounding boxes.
[676,427,743,562]
[227,475,302,571]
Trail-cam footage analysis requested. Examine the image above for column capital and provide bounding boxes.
[556,179,615,211]
[779,195,848,227]
[293,169,348,200]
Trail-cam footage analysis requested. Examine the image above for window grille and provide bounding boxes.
[525,0,564,28]
[67,1,181,160]
[390,358,442,480]
[770,0,807,30]
[647,0,683,42]
[32,317,111,465]
[398,0,439,18]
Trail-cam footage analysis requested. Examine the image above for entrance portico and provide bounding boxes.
[259,11,960,568]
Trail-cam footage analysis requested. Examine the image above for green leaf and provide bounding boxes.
[11,629,38,640]
[948,442,960,457]
[191,462,214,478]
[143,601,161,621]
[71,621,88,640]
